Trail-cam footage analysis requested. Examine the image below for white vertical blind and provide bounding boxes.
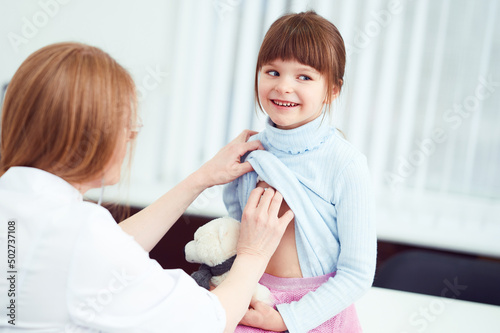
[463,0,497,194]
[414,0,450,195]
[367,0,405,191]
[391,0,428,189]
[162,1,199,181]
[226,0,265,141]
[440,0,476,195]
[202,1,242,164]
[345,0,383,150]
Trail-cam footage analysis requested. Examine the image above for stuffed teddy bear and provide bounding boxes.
[185,216,273,305]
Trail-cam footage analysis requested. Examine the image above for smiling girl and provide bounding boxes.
[223,11,377,332]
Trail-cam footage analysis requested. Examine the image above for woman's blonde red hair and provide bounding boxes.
[255,11,346,112]
[0,42,137,183]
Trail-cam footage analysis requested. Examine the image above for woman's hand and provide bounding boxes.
[236,188,291,332]
[197,130,264,187]
[237,187,294,261]
[240,300,287,332]
[212,187,293,333]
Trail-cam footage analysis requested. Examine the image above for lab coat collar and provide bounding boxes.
[0,166,83,202]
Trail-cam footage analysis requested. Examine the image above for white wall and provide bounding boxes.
[1,0,178,202]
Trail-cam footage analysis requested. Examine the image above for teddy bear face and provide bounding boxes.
[185,217,240,267]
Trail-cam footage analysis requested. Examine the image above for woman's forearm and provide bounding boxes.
[213,188,294,332]
[212,254,268,333]
[118,130,264,252]
[118,170,208,252]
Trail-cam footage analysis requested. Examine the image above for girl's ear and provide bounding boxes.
[332,85,340,100]
[323,85,341,104]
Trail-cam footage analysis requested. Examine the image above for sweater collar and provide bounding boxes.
[262,115,332,154]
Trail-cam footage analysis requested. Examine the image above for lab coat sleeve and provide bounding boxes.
[66,205,226,333]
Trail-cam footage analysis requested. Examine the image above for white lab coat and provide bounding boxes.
[0,167,225,332]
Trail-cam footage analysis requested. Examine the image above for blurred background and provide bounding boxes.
[1,0,499,323]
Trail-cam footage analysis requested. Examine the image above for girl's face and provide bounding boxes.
[258,59,330,130]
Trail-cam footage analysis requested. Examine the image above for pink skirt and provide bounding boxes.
[235,272,362,333]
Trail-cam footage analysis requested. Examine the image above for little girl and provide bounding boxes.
[223,11,377,332]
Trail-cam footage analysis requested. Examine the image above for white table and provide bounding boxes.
[355,287,500,333]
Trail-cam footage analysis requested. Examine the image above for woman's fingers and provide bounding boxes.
[227,139,264,179]
[255,188,294,228]
[245,187,266,210]
[267,190,283,218]
[240,137,265,152]
[239,188,274,257]
[233,161,254,176]
[239,187,294,260]
[245,187,293,228]
[279,209,295,227]
[280,209,295,222]
[199,130,264,187]
[231,129,259,144]
[230,130,264,153]
[246,186,275,210]
[257,187,276,211]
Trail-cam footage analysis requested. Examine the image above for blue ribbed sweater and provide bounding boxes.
[223,115,377,332]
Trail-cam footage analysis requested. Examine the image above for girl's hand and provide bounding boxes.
[240,299,287,332]
[198,130,264,187]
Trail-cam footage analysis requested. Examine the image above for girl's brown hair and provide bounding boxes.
[0,42,137,183]
[255,11,346,112]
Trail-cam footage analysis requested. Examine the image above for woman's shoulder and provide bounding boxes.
[69,202,152,278]
[75,201,134,244]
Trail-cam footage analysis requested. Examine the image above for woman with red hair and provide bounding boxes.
[0,42,293,332]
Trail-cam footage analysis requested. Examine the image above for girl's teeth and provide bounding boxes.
[274,100,297,107]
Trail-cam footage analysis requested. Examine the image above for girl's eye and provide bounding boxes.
[299,75,311,81]
[267,70,279,77]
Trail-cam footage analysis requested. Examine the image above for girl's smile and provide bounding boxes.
[271,99,300,107]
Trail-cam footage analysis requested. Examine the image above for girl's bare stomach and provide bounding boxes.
[256,181,303,278]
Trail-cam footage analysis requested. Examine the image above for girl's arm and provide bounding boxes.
[118,130,264,252]
[276,155,376,332]
[239,155,376,332]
